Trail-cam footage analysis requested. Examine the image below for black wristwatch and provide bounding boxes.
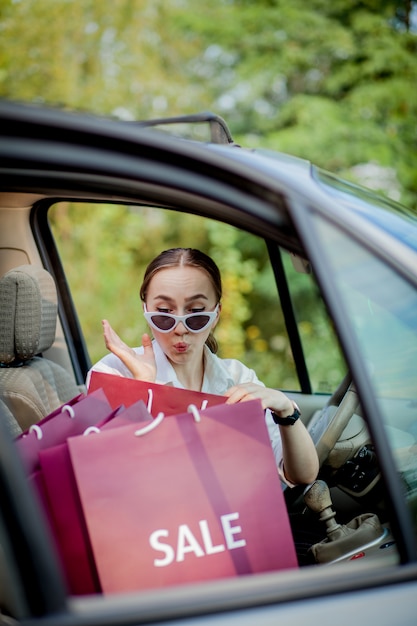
[271,402,301,426]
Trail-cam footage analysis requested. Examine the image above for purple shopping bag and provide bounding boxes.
[15,388,118,474]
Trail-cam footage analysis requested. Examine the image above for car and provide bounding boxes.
[0,99,416,625]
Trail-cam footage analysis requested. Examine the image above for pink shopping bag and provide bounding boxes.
[15,388,118,474]
[68,399,298,594]
[37,398,153,595]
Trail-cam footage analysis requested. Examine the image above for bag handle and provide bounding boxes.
[61,404,76,418]
[83,426,101,436]
[187,404,202,423]
[27,402,76,440]
[147,388,153,413]
[134,403,203,437]
[135,412,165,437]
[29,424,43,440]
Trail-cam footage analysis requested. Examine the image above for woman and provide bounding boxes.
[89,248,319,487]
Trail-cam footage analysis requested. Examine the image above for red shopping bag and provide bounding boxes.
[68,399,298,594]
[88,371,227,415]
[15,388,118,474]
[37,399,153,595]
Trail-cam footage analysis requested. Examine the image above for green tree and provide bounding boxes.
[0,0,202,116]
[1,1,416,207]
[172,1,417,208]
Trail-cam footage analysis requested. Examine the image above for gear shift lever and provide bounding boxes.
[303,480,384,563]
[304,480,345,541]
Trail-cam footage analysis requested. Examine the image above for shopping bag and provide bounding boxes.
[37,398,153,596]
[38,442,100,595]
[15,388,118,474]
[99,399,151,430]
[88,371,227,415]
[68,398,298,594]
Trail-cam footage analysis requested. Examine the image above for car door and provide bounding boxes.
[289,193,417,562]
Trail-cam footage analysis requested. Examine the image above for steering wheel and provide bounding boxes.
[313,372,360,467]
[285,373,360,508]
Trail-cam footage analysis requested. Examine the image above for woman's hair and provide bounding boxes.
[140,248,222,353]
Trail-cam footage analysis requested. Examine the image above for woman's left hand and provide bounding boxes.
[224,382,294,417]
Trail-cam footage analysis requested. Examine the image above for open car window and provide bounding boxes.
[48,202,345,396]
[48,202,296,389]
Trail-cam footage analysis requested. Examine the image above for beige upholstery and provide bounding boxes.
[0,265,82,435]
[0,398,21,438]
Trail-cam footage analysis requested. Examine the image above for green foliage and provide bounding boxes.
[1,0,415,208]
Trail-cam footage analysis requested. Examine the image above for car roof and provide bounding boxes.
[0,99,416,257]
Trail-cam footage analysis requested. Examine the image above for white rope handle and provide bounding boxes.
[134,400,204,437]
[200,400,208,410]
[187,404,201,423]
[29,424,43,440]
[83,426,101,436]
[135,412,165,437]
[61,404,75,418]
[147,389,153,413]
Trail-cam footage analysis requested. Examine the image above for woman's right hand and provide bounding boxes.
[102,319,157,382]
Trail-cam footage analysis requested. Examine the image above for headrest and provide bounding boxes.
[0,265,57,364]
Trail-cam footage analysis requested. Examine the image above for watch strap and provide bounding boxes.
[271,402,301,426]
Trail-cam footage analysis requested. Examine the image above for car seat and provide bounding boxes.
[0,265,84,435]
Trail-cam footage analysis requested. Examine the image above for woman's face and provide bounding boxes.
[144,266,220,365]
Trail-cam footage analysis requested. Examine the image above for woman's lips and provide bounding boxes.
[173,342,188,352]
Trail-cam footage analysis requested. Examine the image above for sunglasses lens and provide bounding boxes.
[150,315,176,331]
[146,307,216,332]
[186,315,211,331]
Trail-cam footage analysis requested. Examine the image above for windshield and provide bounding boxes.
[314,169,417,252]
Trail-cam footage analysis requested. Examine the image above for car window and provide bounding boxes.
[281,250,346,393]
[312,215,417,536]
[48,202,298,389]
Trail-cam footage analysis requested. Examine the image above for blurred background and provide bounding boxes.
[1,0,416,208]
[1,0,415,387]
